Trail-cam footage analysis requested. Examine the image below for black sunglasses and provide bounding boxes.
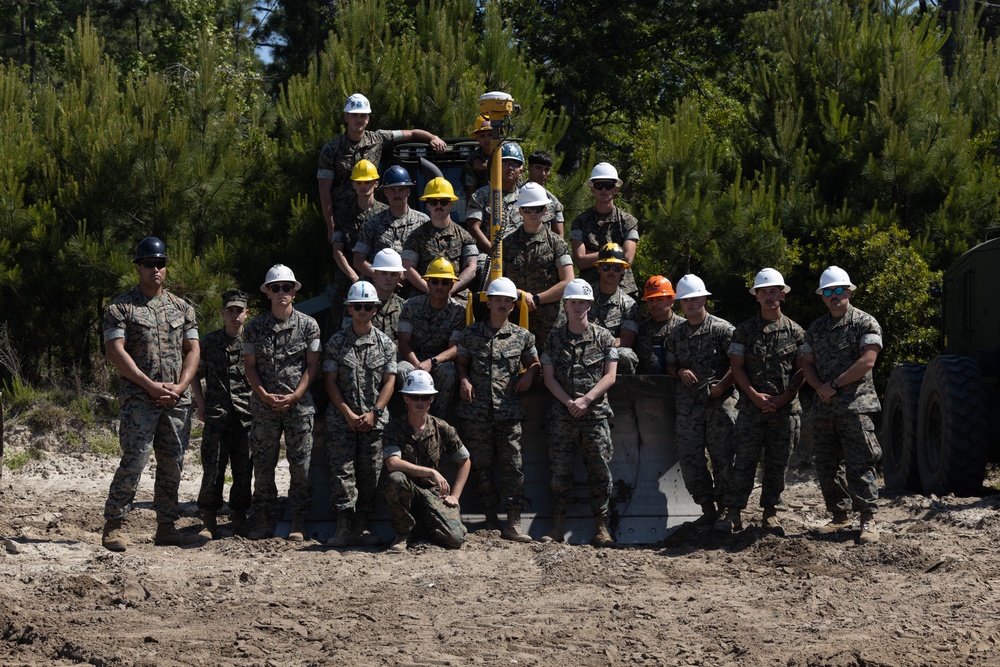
[592,181,617,191]
[139,260,166,270]
[426,199,451,207]
[600,264,625,273]
[521,205,546,214]
[427,278,453,286]
[821,286,848,297]
[407,394,434,402]
[269,284,294,293]
[350,303,376,312]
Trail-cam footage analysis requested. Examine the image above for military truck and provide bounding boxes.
[881,237,1000,496]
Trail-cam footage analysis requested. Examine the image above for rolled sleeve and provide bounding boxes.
[103,328,125,342]
[401,249,419,264]
[317,168,335,180]
[622,319,639,334]
[569,229,583,241]
[383,446,402,460]
[461,243,478,260]
[353,241,372,258]
[625,229,640,242]
[728,342,746,357]
[243,342,256,355]
[860,333,882,349]
[450,445,471,463]
[397,321,414,335]
[323,359,339,374]
[185,329,200,340]
[556,254,573,267]
[606,347,620,361]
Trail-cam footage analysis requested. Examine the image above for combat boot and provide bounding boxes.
[761,507,783,536]
[102,518,127,552]
[501,508,532,543]
[326,511,353,548]
[353,513,382,546]
[483,509,501,531]
[153,522,201,546]
[287,514,307,542]
[591,515,615,548]
[815,510,852,534]
[859,513,879,544]
[387,533,410,553]
[231,510,249,537]
[246,511,274,541]
[691,501,719,527]
[198,511,217,540]
[714,509,743,534]
[539,505,565,543]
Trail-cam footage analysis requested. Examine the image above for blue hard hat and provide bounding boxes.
[500,143,524,164]
[381,165,415,187]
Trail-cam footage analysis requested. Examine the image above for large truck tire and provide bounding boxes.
[881,362,925,492]
[916,355,989,497]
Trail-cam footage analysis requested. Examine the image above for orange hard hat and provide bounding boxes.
[643,275,676,299]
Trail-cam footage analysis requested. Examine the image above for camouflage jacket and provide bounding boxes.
[340,293,405,343]
[382,414,470,488]
[332,199,388,254]
[397,295,466,357]
[323,324,397,427]
[803,304,883,414]
[541,187,565,229]
[456,320,537,421]
[729,313,806,413]
[198,327,252,426]
[243,310,321,416]
[354,208,429,262]
[466,185,523,237]
[401,220,478,278]
[570,207,640,295]
[635,312,686,374]
[103,287,199,406]
[462,146,490,191]
[665,314,737,405]
[590,286,639,338]
[541,322,619,420]
[501,225,572,297]
[317,129,401,224]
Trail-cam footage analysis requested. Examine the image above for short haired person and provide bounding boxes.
[501,182,574,344]
[101,237,200,552]
[463,115,493,202]
[800,267,883,544]
[358,248,407,341]
[465,142,526,253]
[570,162,640,297]
[381,370,472,552]
[665,274,738,527]
[526,150,565,237]
[635,276,685,374]
[243,265,321,542]
[455,277,540,542]
[540,279,618,547]
[318,93,444,246]
[323,281,397,547]
[353,165,430,284]
[192,289,254,539]
[716,269,806,535]
[587,242,640,375]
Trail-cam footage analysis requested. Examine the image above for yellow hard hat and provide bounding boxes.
[423,257,458,281]
[420,177,459,201]
[351,159,379,182]
[471,115,492,136]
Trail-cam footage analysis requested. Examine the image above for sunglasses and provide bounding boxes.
[407,394,433,402]
[821,286,848,297]
[600,264,625,273]
[427,278,454,286]
[139,260,166,270]
[592,182,617,191]
[426,199,451,207]
[350,303,376,312]
[269,284,294,293]
[521,205,546,214]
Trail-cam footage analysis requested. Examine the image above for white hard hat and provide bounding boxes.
[260,264,301,293]
[344,93,372,114]
[371,248,405,272]
[402,369,437,395]
[345,280,380,304]
[585,162,623,187]
[674,274,711,300]
[487,277,518,299]
[516,182,550,208]
[816,265,857,294]
[750,268,791,295]
[562,278,595,301]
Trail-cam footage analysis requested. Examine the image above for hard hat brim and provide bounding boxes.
[815,282,857,295]
[675,290,712,300]
[595,258,631,268]
[422,273,458,281]
[419,193,459,201]
[586,178,623,188]
[260,280,302,293]
[402,389,438,395]
[750,283,791,295]
[643,290,675,300]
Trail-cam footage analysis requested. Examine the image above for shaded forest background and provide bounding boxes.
[2,0,999,391]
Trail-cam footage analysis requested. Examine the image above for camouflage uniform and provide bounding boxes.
[802,305,883,515]
[323,326,397,514]
[456,320,537,511]
[396,294,466,419]
[635,312,686,374]
[343,293,405,342]
[381,415,470,548]
[665,314,738,508]
[328,199,389,334]
[196,327,253,516]
[541,187,565,230]
[541,323,619,515]
[401,220,479,298]
[466,184,523,236]
[502,225,573,344]
[556,286,640,374]
[570,207,640,296]
[243,310,322,517]
[102,288,198,523]
[724,314,806,511]
[354,208,429,264]
[462,146,490,194]
[317,129,403,226]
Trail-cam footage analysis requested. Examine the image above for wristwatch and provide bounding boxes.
[533,294,541,307]
[372,406,384,419]
[830,378,840,390]
[431,357,439,368]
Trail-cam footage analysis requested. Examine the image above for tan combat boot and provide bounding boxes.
[859,512,879,544]
[714,508,743,534]
[287,514,307,542]
[153,522,200,546]
[539,505,566,543]
[246,510,274,541]
[326,511,352,547]
[102,518,127,552]
[387,533,410,553]
[198,511,217,540]
[353,513,382,546]
[591,515,616,548]
[815,510,852,534]
[501,508,532,543]
[761,507,783,536]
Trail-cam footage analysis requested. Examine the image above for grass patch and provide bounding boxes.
[88,432,120,456]
[4,448,45,471]
[2,376,38,414]
[24,403,72,431]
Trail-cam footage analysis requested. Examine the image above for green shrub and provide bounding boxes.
[4,448,45,471]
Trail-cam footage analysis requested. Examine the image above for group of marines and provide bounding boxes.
[98,93,884,553]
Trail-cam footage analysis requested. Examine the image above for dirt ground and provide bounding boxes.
[1,427,999,667]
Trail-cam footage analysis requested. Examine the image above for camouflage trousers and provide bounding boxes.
[725,409,800,510]
[104,400,191,523]
[249,410,314,516]
[675,396,737,507]
[460,418,525,512]
[396,360,456,419]
[804,411,881,515]
[325,408,384,514]
[616,347,638,375]
[547,417,614,516]
[381,470,467,548]
[197,415,252,514]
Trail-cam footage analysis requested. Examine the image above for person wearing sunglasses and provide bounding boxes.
[579,242,640,375]
[340,247,407,342]
[455,277,540,542]
[243,264,321,543]
[464,142,526,254]
[381,370,472,552]
[800,266,883,545]
[501,182,574,344]
[665,274,738,530]
[396,257,466,419]
[403,177,478,301]
[101,236,201,552]
[635,276,685,374]
[716,269,806,537]
[526,150,565,237]
[323,280,397,548]
[570,162,640,298]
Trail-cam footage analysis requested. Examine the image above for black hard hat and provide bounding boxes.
[133,236,168,263]
[596,242,629,267]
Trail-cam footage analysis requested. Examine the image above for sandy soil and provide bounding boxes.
[1,428,999,667]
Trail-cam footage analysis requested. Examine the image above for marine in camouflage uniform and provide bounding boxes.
[354,208,429,268]
[396,293,466,418]
[635,312,686,374]
[327,193,388,336]
[559,282,641,375]
[570,207,640,296]
[401,220,479,298]
[467,184,524,238]
[342,292,404,341]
